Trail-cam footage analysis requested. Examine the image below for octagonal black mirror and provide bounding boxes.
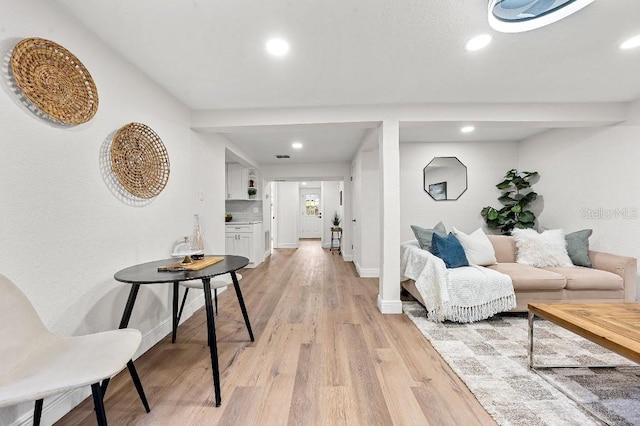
[423,157,467,201]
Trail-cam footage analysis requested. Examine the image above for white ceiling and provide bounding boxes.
[54,0,640,164]
[222,125,368,164]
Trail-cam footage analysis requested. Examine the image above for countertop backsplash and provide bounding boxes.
[225,200,263,222]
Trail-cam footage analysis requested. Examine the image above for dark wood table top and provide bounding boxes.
[114,255,249,284]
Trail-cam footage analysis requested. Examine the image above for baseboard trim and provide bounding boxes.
[354,261,379,278]
[14,289,218,426]
[377,295,403,314]
[276,243,298,248]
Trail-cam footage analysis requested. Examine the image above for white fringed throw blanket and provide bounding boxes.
[400,241,516,323]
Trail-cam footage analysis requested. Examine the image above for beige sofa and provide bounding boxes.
[402,235,637,312]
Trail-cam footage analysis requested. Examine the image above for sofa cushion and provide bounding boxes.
[487,235,517,263]
[543,266,623,291]
[411,222,447,253]
[486,263,567,291]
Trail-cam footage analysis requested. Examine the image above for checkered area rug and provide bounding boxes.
[403,301,640,426]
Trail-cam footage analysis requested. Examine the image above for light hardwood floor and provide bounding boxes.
[58,240,495,425]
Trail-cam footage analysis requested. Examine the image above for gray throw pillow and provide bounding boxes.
[411,222,447,252]
[565,229,593,267]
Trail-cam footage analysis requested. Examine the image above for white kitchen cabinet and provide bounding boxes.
[226,164,258,200]
[226,163,247,200]
[225,223,263,268]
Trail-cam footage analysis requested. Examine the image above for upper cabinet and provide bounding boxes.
[226,163,258,200]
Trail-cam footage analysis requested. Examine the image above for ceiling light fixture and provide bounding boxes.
[465,34,492,51]
[301,182,307,186]
[488,0,594,33]
[461,126,475,133]
[291,142,303,149]
[620,35,640,50]
[266,38,290,56]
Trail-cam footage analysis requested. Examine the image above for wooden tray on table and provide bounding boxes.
[158,256,223,272]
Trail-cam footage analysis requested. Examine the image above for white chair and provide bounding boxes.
[0,273,146,425]
[173,273,253,343]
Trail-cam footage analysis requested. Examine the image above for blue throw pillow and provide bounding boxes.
[432,233,469,268]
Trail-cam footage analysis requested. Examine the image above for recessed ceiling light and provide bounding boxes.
[301,182,307,186]
[465,34,492,52]
[620,34,640,50]
[461,126,475,133]
[291,142,303,149]
[488,0,594,33]
[266,38,290,56]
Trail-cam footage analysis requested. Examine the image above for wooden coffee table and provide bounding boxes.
[528,303,640,368]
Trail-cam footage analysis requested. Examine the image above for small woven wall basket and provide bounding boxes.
[111,123,170,199]
[10,37,99,125]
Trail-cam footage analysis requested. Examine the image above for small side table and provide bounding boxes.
[330,227,342,255]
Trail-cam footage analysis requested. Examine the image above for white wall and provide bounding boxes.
[0,2,225,424]
[400,141,520,241]
[351,131,381,277]
[519,105,640,298]
[274,182,299,248]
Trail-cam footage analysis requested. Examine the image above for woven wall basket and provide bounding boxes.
[10,37,98,125]
[111,123,170,199]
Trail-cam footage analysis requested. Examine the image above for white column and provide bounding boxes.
[377,120,402,314]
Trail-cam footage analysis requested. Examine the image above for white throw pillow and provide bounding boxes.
[452,227,497,266]
[511,228,573,267]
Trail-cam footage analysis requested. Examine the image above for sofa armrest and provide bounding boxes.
[589,250,637,301]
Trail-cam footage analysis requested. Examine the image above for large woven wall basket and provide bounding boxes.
[111,123,170,199]
[10,37,99,125]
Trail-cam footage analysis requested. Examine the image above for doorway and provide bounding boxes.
[299,187,322,239]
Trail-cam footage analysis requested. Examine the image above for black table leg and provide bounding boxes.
[119,283,141,329]
[202,278,222,406]
[231,271,254,342]
[102,283,150,413]
[172,281,179,343]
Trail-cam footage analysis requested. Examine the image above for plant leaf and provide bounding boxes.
[498,195,515,205]
[496,180,511,190]
[519,211,535,223]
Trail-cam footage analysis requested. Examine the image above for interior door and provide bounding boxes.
[300,189,321,238]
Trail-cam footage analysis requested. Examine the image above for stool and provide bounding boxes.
[173,273,253,344]
[330,227,342,255]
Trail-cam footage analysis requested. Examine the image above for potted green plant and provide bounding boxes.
[247,188,257,199]
[480,169,539,235]
[225,213,232,222]
[332,211,342,228]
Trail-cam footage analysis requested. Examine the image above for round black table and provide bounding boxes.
[110,255,253,408]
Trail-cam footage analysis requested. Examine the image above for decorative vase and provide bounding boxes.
[191,214,204,253]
